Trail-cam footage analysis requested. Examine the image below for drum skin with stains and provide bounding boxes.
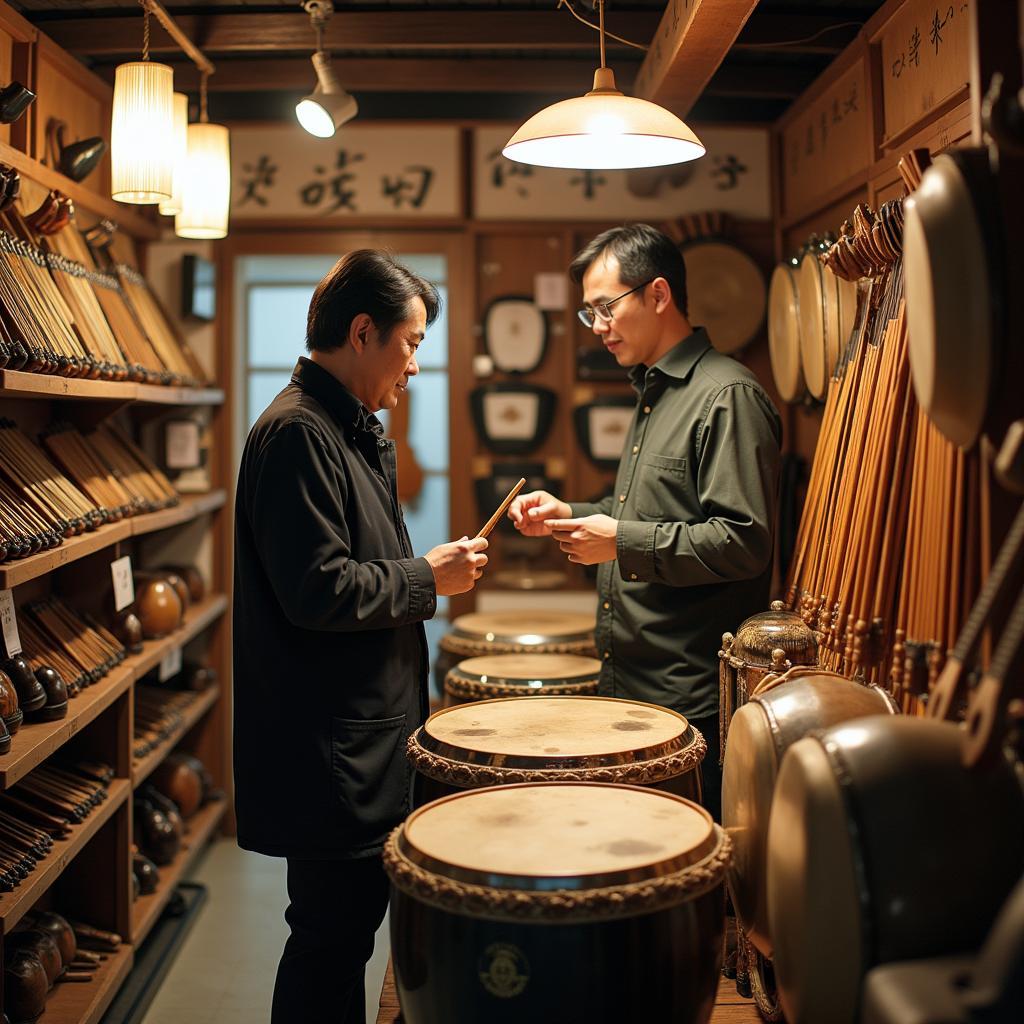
[385,783,731,1024]
[407,694,706,806]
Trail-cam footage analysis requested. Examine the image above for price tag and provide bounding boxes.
[534,272,568,311]
[159,645,183,682]
[165,420,201,470]
[0,589,21,657]
[111,555,135,612]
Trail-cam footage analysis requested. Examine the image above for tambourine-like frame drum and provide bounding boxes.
[385,783,731,1024]
[409,695,706,806]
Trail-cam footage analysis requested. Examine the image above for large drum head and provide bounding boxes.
[441,611,596,658]
[767,716,1024,1024]
[797,253,827,400]
[399,783,718,891]
[420,695,692,768]
[768,263,804,402]
[445,653,601,703]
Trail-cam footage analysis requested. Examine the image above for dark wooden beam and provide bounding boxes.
[40,10,660,57]
[90,55,642,94]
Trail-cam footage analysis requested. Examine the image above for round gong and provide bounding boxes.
[409,695,705,805]
[440,610,596,658]
[386,783,730,1024]
[444,652,600,706]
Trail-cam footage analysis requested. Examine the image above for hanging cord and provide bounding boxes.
[598,0,606,68]
[140,0,150,61]
[559,0,647,53]
[200,70,208,123]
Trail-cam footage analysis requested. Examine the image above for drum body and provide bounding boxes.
[385,783,730,1024]
[409,695,706,806]
[444,653,600,706]
[718,601,818,762]
[722,673,897,956]
[435,611,596,699]
[766,715,1024,1024]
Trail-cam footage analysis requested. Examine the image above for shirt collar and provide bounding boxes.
[628,327,713,393]
[291,357,382,436]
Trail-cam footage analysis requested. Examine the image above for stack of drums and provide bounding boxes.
[407,694,706,805]
[434,611,596,699]
[443,652,601,706]
[385,782,730,1023]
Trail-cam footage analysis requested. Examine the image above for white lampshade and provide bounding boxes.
[111,61,175,203]
[175,122,231,240]
[159,92,189,216]
[503,68,705,170]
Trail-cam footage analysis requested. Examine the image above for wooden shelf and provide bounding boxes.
[0,779,130,931]
[130,491,226,536]
[0,369,224,407]
[0,665,134,790]
[0,492,227,589]
[131,797,226,946]
[132,685,220,788]
[127,594,229,680]
[42,941,135,1024]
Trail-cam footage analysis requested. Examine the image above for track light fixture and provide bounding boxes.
[296,0,358,138]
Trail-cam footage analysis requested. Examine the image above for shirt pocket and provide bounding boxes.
[330,714,408,847]
[634,453,688,520]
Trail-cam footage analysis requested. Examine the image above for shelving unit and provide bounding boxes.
[42,943,135,1024]
[0,369,224,407]
[133,686,220,787]
[131,797,227,947]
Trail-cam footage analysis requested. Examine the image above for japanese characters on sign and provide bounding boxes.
[781,61,870,217]
[474,125,770,220]
[880,0,971,143]
[230,126,461,218]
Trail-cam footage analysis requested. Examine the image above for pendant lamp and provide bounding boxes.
[176,74,231,239]
[159,92,189,216]
[295,1,357,139]
[503,0,704,170]
[110,1,175,203]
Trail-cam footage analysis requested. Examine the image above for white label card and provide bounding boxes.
[165,420,202,470]
[0,589,21,657]
[159,645,183,682]
[111,555,135,612]
[534,273,568,311]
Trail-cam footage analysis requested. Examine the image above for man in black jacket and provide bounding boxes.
[233,250,487,1024]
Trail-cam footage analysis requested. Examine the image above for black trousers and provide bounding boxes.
[271,854,390,1024]
[689,712,722,824]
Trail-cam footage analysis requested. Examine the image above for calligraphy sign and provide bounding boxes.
[879,0,971,144]
[781,60,871,218]
[230,125,461,218]
[473,125,770,220]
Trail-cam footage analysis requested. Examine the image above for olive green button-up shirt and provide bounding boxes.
[571,329,782,721]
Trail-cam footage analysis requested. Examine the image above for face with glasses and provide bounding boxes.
[578,253,669,368]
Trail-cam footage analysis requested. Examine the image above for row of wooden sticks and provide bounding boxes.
[784,194,983,710]
[0,418,178,562]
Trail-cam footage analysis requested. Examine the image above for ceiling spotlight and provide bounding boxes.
[296,1,357,138]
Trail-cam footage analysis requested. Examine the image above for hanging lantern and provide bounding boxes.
[158,92,189,216]
[176,121,231,240]
[110,60,175,203]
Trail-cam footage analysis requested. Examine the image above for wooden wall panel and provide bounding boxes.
[33,35,112,197]
[0,27,13,147]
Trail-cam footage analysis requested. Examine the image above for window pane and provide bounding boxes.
[248,285,316,367]
[400,254,446,283]
[406,372,448,473]
[247,370,293,429]
[418,284,448,370]
[241,255,338,284]
[402,473,449,557]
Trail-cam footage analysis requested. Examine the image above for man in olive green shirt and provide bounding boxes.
[509,224,781,820]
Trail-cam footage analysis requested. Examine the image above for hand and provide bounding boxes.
[424,536,489,596]
[507,490,572,537]
[546,515,618,565]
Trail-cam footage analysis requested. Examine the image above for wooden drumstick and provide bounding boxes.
[476,478,526,539]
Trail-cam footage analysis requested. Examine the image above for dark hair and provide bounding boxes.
[569,223,688,318]
[306,249,440,353]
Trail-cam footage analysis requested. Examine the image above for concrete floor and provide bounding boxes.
[140,839,391,1024]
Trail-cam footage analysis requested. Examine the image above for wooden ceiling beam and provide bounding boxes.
[90,56,642,94]
[39,10,660,57]
[634,0,761,116]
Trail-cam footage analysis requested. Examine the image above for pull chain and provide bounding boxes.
[598,0,606,69]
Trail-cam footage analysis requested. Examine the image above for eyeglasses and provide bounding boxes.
[577,279,652,329]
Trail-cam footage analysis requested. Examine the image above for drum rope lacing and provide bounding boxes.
[440,635,598,658]
[444,675,599,701]
[384,826,732,923]
[406,730,707,788]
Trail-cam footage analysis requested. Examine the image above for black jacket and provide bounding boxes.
[233,358,436,858]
